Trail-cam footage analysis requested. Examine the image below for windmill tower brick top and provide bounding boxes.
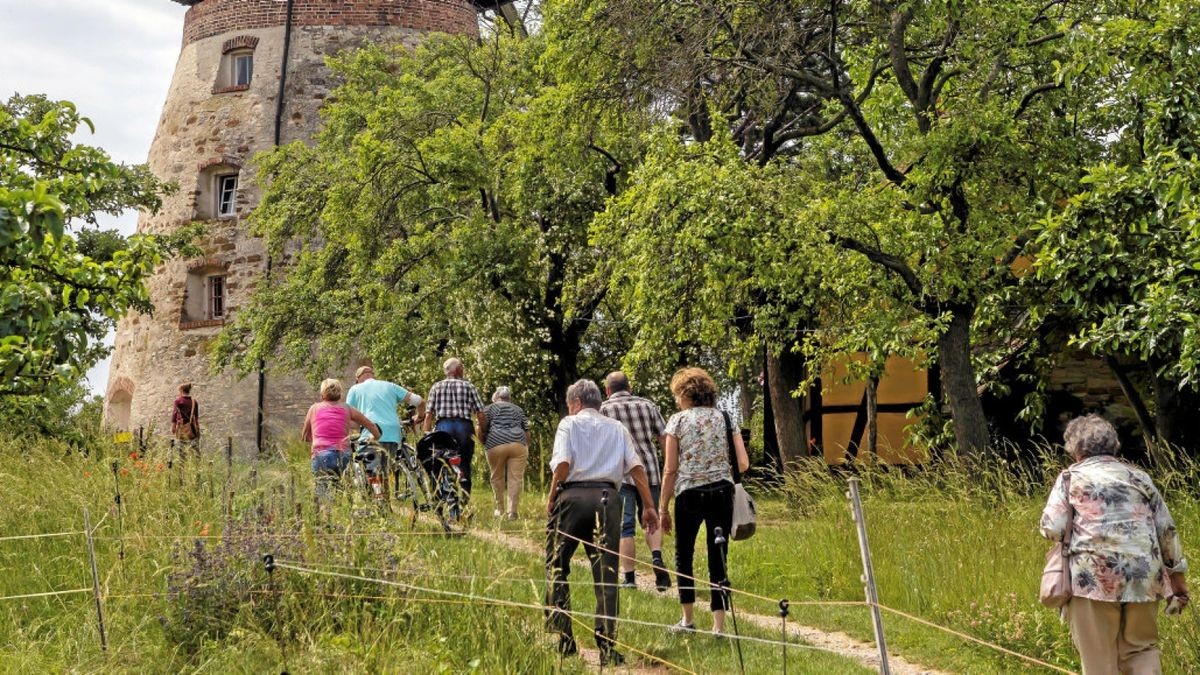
[104,0,482,450]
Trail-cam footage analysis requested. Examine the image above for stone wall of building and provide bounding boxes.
[105,2,477,451]
[181,0,478,46]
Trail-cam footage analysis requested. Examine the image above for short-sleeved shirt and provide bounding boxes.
[601,391,665,486]
[664,406,733,495]
[345,379,410,443]
[550,408,643,487]
[428,377,484,422]
[482,401,529,450]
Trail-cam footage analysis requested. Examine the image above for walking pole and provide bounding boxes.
[109,461,125,561]
[598,488,609,673]
[779,598,790,675]
[713,527,745,675]
[848,478,891,675]
[84,508,107,651]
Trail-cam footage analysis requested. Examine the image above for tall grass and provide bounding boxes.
[741,448,1200,673]
[0,432,865,673]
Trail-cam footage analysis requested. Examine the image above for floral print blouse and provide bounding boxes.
[1040,455,1188,603]
[664,407,733,495]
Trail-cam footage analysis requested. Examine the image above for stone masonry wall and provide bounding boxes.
[106,6,463,452]
[182,0,478,46]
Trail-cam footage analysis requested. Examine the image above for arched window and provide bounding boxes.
[180,259,231,328]
[195,157,243,220]
[213,35,259,94]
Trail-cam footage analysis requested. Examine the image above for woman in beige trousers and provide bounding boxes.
[479,386,529,520]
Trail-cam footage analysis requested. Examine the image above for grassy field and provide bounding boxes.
[4,432,1200,673]
[0,435,864,674]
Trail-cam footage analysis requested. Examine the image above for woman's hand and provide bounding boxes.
[658,508,672,535]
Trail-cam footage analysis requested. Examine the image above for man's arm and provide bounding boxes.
[405,392,427,425]
[475,410,487,442]
[629,465,659,534]
[423,387,436,433]
[547,461,570,516]
[478,407,490,445]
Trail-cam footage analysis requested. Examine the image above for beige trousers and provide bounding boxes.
[1067,597,1161,675]
[486,442,528,516]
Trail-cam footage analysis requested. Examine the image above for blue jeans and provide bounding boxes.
[435,418,475,500]
[620,483,662,539]
[311,449,349,502]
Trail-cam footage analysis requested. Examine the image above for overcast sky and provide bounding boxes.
[0,0,189,396]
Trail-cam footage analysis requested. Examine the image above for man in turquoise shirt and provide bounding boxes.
[346,366,426,448]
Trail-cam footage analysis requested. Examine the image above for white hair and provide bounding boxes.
[443,357,463,375]
[566,379,603,409]
[493,386,512,403]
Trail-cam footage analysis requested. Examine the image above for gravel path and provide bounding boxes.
[470,527,951,674]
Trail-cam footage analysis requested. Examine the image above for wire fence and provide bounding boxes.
[0,445,1084,675]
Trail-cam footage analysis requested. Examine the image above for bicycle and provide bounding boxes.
[348,439,391,514]
[415,429,470,534]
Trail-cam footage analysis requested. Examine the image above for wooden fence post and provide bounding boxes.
[83,509,107,651]
[848,478,890,675]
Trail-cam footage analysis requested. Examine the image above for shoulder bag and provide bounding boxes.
[177,399,198,441]
[722,411,757,541]
[1039,471,1073,609]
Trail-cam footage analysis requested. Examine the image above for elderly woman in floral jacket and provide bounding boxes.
[1041,415,1189,674]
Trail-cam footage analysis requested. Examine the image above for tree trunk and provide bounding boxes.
[1150,362,1200,457]
[937,304,989,455]
[762,355,782,471]
[766,344,806,469]
[866,375,879,458]
[1105,355,1157,451]
[737,363,755,426]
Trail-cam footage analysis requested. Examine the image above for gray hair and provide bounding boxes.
[492,386,512,403]
[566,379,603,410]
[1064,414,1120,460]
[443,357,463,376]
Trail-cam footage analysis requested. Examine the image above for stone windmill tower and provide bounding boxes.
[104,0,492,450]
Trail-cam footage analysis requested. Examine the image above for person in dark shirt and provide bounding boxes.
[172,383,201,455]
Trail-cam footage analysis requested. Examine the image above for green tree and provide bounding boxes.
[214,29,650,421]
[0,95,169,398]
[557,0,1112,455]
[1035,1,1200,453]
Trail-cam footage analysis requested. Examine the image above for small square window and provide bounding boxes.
[216,174,238,217]
[233,53,253,87]
[208,275,226,320]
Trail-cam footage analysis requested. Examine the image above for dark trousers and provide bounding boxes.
[675,480,734,610]
[435,418,475,499]
[545,485,621,645]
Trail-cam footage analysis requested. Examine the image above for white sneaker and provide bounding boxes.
[493,509,503,518]
[667,621,696,634]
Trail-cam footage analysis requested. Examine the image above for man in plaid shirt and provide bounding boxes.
[424,357,486,499]
[601,371,672,591]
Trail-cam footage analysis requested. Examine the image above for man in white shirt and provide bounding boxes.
[545,379,658,666]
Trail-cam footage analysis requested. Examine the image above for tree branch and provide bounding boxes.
[828,232,923,296]
[1014,82,1064,119]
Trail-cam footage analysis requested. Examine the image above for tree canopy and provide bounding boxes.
[212,0,1200,460]
[0,95,170,398]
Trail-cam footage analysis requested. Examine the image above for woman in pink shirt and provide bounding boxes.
[302,378,380,502]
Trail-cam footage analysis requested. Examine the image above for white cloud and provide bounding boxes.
[0,0,188,397]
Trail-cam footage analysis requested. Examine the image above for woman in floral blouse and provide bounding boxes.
[1041,414,1189,674]
[658,367,749,636]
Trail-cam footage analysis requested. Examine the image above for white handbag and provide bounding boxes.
[722,412,757,541]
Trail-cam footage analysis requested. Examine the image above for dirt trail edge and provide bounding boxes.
[470,528,951,675]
